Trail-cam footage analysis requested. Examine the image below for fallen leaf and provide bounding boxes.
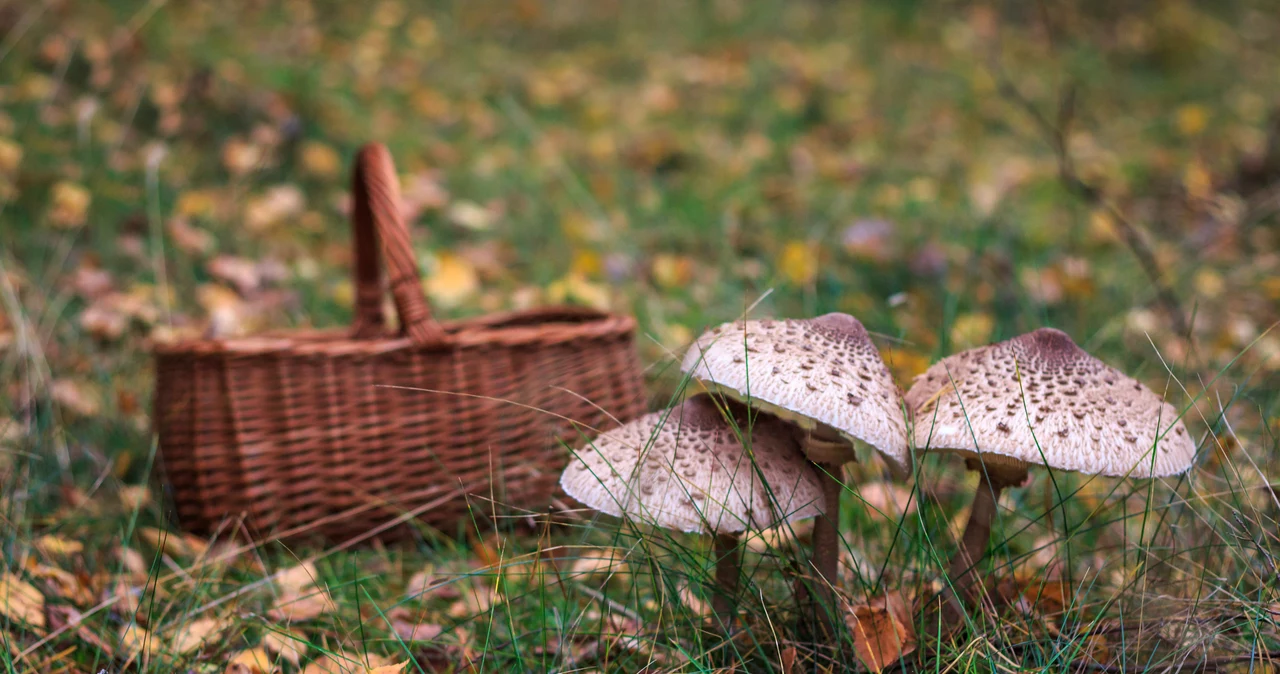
[171,617,227,654]
[447,200,498,231]
[424,252,479,309]
[275,562,319,594]
[226,647,277,674]
[0,572,46,629]
[138,527,194,558]
[677,582,710,617]
[208,255,263,295]
[168,217,215,255]
[268,587,335,623]
[244,185,305,232]
[49,181,91,228]
[35,533,84,557]
[262,628,307,666]
[29,564,94,606]
[51,379,101,417]
[368,661,409,674]
[299,141,341,178]
[303,652,394,674]
[569,548,628,581]
[847,591,915,673]
[780,645,797,673]
[119,623,163,659]
[854,482,917,519]
[777,240,818,286]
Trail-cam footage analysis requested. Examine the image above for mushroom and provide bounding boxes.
[906,327,1197,603]
[681,313,911,624]
[559,394,825,626]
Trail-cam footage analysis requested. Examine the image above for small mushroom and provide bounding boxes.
[681,313,910,632]
[559,394,824,627]
[907,327,1197,606]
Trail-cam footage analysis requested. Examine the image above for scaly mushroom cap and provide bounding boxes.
[559,395,825,534]
[681,313,910,475]
[906,327,1196,478]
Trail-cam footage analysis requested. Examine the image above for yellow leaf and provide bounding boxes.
[777,241,818,286]
[846,591,916,673]
[0,572,45,629]
[176,189,220,218]
[0,138,23,173]
[35,534,84,557]
[949,313,993,349]
[138,527,194,558]
[1182,160,1213,201]
[570,250,603,278]
[424,253,480,309]
[49,181,91,228]
[262,628,306,666]
[1175,104,1208,137]
[225,648,277,674]
[299,141,341,178]
[651,254,693,289]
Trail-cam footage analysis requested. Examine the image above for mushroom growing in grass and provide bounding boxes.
[681,313,911,624]
[906,327,1197,603]
[559,394,825,626]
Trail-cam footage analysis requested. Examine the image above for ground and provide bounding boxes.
[1,0,1279,672]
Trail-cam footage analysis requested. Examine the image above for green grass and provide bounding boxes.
[2,0,1279,671]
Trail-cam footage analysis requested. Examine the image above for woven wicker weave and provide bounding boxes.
[153,143,646,542]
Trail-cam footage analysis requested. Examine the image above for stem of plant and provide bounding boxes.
[712,532,740,631]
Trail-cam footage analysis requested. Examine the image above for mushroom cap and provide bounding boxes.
[559,395,825,534]
[905,327,1196,478]
[680,313,911,475]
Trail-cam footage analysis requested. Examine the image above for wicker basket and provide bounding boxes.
[153,143,647,542]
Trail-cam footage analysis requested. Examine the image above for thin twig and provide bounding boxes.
[994,72,1190,336]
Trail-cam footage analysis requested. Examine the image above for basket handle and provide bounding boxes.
[350,143,444,344]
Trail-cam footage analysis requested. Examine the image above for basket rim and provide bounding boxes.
[152,304,637,356]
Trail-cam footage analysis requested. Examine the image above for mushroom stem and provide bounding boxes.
[792,460,846,640]
[712,532,741,630]
[947,470,1003,599]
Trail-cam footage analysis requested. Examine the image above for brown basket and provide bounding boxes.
[153,143,647,542]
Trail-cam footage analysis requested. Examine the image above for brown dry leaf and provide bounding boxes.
[226,647,278,674]
[171,617,228,655]
[847,591,916,673]
[779,645,797,673]
[387,605,443,642]
[119,485,152,511]
[117,546,150,583]
[368,661,409,674]
[448,581,501,618]
[0,572,46,629]
[268,587,335,623]
[30,563,94,606]
[262,628,307,666]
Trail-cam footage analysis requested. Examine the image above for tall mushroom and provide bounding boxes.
[560,394,825,626]
[681,313,911,627]
[906,327,1197,604]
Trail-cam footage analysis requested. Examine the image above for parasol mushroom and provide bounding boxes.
[681,313,911,631]
[560,394,825,626]
[906,327,1197,605]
